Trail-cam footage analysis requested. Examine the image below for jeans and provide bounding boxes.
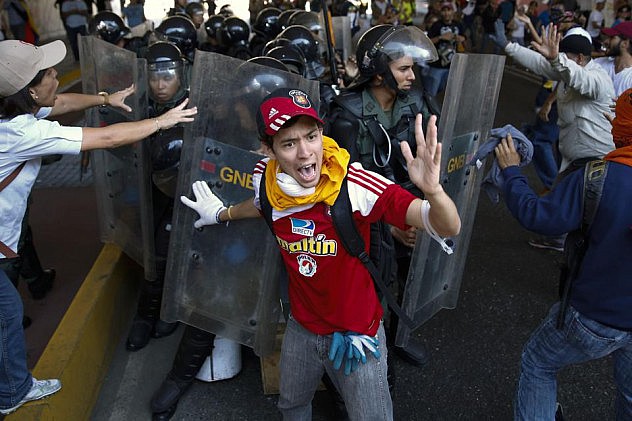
[0,269,32,409]
[515,302,632,420]
[421,66,450,97]
[278,316,392,421]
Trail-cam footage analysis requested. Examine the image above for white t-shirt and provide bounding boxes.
[587,9,604,38]
[0,108,82,257]
[594,56,632,97]
[511,17,526,39]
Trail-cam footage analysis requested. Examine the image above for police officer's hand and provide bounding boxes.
[155,98,197,130]
[401,114,443,197]
[180,180,227,228]
[108,84,136,113]
[494,136,521,169]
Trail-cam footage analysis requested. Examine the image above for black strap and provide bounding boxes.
[331,178,416,329]
[259,168,274,234]
[556,159,608,329]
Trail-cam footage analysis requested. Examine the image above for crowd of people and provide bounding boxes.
[0,0,630,420]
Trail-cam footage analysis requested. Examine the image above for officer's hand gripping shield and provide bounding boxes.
[395,53,505,347]
[163,52,319,357]
[78,35,156,281]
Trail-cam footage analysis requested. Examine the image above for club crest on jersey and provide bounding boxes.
[290,218,315,237]
[297,254,317,277]
[289,90,311,108]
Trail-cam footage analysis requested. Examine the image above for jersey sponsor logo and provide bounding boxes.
[290,218,315,236]
[276,233,337,256]
[297,254,317,277]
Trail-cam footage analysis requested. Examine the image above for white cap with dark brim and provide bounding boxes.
[0,40,67,97]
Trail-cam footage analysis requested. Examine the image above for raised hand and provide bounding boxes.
[400,114,443,196]
[531,23,560,60]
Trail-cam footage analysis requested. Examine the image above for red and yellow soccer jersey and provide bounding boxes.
[254,161,417,336]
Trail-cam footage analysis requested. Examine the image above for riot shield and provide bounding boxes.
[163,52,320,357]
[395,54,505,347]
[78,35,156,281]
[331,16,353,62]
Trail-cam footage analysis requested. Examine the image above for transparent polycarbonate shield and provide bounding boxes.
[332,16,353,62]
[395,54,505,347]
[163,52,320,357]
[79,35,156,281]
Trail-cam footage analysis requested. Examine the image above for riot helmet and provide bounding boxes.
[277,9,298,32]
[155,16,198,61]
[89,11,131,45]
[354,24,437,93]
[218,16,250,47]
[253,7,282,39]
[145,41,187,105]
[204,15,225,40]
[185,2,206,28]
[218,4,234,17]
[246,56,290,73]
[265,45,307,77]
[287,10,322,37]
[261,37,293,55]
[278,25,324,79]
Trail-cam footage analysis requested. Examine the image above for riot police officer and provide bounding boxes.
[126,41,189,354]
[199,14,225,53]
[217,16,252,60]
[249,7,282,57]
[154,15,198,63]
[167,0,188,17]
[326,24,440,368]
[88,11,131,48]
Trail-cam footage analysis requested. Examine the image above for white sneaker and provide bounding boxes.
[0,377,62,415]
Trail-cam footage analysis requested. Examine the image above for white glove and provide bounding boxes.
[347,334,381,364]
[180,180,227,228]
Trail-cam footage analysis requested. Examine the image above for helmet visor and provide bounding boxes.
[148,67,184,103]
[379,26,438,64]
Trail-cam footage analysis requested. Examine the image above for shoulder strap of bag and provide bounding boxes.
[331,176,416,329]
[0,162,26,258]
[556,159,608,328]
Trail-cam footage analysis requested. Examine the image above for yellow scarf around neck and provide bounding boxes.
[264,136,350,210]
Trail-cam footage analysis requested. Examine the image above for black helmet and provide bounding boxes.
[354,24,437,92]
[204,15,225,40]
[278,25,323,79]
[155,15,198,59]
[185,2,205,26]
[218,4,233,17]
[277,9,299,32]
[253,7,282,38]
[145,42,187,104]
[218,16,250,47]
[261,37,293,56]
[246,56,290,73]
[89,11,131,45]
[265,45,307,77]
[287,10,322,35]
[185,2,205,17]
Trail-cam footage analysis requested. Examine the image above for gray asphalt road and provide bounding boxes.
[91,67,616,421]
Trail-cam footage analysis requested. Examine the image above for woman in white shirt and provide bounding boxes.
[0,39,196,415]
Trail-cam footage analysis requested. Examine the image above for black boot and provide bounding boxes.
[151,326,215,413]
[152,403,177,421]
[126,316,154,352]
[28,268,55,300]
[153,320,179,339]
[126,280,164,351]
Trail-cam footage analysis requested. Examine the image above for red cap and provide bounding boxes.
[602,21,632,39]
[257,88,323,137]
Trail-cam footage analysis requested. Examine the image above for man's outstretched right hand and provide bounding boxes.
[180,181,227,228]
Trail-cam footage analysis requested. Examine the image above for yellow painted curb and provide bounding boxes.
[7,244,141,420]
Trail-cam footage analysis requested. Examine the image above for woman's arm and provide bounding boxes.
[80,99,196,151]
[49,85,135,117]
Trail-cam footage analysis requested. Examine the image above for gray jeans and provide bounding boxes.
[278,316,392,421]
